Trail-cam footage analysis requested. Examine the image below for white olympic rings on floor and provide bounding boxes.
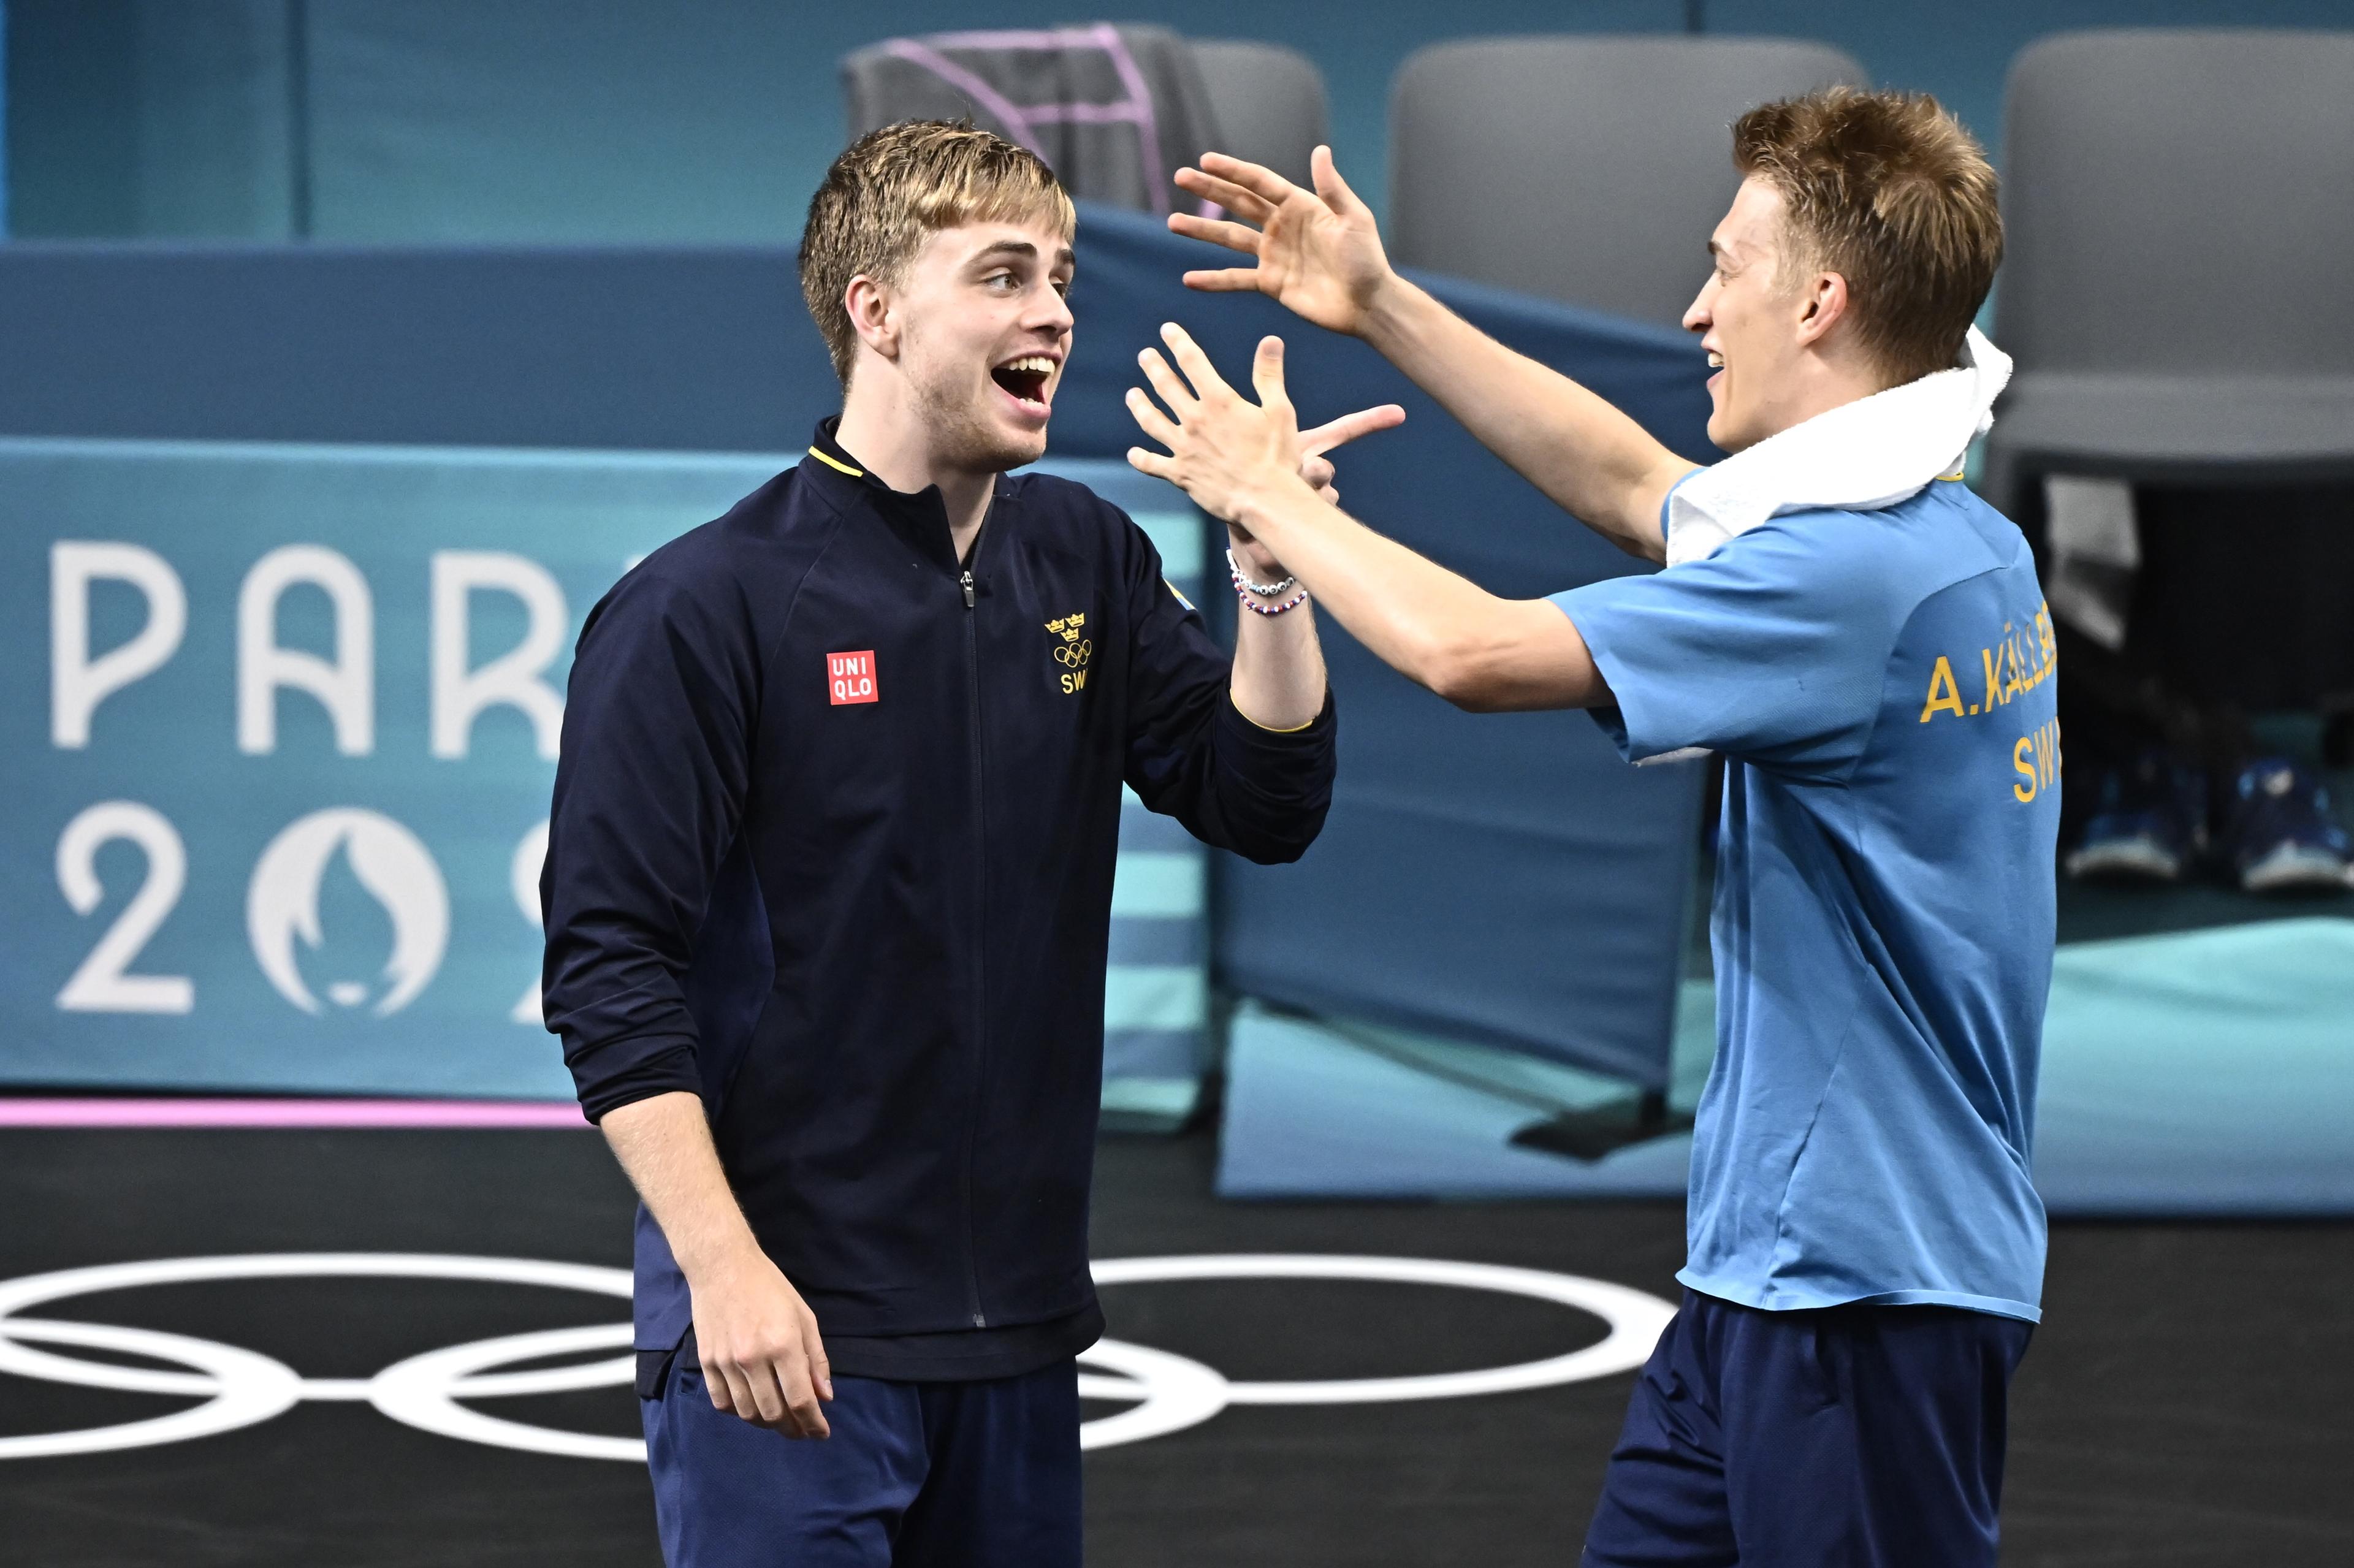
[0,1252,1675,1462]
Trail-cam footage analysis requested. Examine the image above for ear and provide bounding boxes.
[844,274,899,363]
[1792,270,1851,349]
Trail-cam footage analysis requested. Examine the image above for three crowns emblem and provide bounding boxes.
[1045,613,1092,669]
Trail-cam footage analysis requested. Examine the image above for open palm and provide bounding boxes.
[1170,148,1395,338]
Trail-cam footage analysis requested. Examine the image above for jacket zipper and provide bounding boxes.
[958,564,988,1328]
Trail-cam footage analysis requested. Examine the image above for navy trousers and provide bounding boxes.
[1583,1290,2034,1568]
[642,1348,1082,1568]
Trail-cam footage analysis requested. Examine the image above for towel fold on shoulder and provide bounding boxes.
[1664,327,2013,567]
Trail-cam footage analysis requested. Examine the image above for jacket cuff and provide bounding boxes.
[568,1035,702,1124]
[1219,687,1336,756]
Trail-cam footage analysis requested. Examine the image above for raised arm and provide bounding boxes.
[1172,148,1693,563]
[1127,329,1613,714]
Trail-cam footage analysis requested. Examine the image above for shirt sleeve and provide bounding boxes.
[1550,515,1895,777]
[539,558,763,1122]
[1118,512,1337,864]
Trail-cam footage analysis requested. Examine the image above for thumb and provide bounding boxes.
[1252,335,1292,411]
[1300,402,1408,457]
[1312,145,1370,218]
[802,1306,833,1399]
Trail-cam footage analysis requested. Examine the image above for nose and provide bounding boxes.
[1031,283,1075,337]
[1682,275,1715,336]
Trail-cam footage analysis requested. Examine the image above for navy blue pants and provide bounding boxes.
[642,1349,1081,1567]
[1583,1290,2034,1567]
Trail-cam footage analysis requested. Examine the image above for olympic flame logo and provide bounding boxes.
[246,809,448,1016]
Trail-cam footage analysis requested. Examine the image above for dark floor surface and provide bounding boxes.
[0,1127,2348,1566]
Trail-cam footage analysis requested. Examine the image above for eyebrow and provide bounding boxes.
[969,240,1076,270]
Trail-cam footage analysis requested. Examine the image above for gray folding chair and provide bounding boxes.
[1981,29,2354,516]
[1388,37,1862,326]
[1190,40,1328,188]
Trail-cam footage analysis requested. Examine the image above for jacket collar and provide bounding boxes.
[798,417,1010,573]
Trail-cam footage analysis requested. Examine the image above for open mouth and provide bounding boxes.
[991,354,1056,413]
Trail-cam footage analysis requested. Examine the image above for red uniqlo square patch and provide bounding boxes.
[827,650,878,706]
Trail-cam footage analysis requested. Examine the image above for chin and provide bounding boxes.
[998,424,1049,468]
[1707,412,1759,455]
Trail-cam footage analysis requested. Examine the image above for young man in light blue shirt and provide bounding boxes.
[1126,88,2054,1566]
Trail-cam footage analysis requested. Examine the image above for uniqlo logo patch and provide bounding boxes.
[827,650,878,706]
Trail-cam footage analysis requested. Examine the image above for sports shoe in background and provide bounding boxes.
[2064,749,2209,883]
[2222,758,2354,894]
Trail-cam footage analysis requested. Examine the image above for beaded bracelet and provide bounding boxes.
[1231,561,1311,616]
[1225,548,1296,599]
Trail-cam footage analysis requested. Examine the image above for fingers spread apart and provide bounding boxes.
[1196,151,1300,210]
[1127,387,1181,449]
[1158,323,1229,399]
[1173,169,1274,224]
[1166,212,1264,256]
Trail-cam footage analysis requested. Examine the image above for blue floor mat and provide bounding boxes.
[1217,919,2354,1216]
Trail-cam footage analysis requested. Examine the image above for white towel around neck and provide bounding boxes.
[1663,326,2013,568]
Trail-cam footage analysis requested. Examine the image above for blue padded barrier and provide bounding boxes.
[1066,208,1715,1087]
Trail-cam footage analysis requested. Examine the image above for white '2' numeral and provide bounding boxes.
[55,802,194,1013]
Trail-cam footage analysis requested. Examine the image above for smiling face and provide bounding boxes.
[877,218,1075,474]
[1683,177,1817,453]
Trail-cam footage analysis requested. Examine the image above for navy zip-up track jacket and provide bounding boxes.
[542,425,1335,1380]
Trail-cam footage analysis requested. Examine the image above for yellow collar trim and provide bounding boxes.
[807,447,864,478]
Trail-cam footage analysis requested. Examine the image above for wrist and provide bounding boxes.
[676,1227,770,1288]
[1358,272,1423,354]
[1230,476,1298,541]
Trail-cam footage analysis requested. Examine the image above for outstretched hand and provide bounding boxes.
[1127,325,1400,555]
[1170,148,1395,338]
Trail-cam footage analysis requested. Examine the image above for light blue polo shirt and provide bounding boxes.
[1553,477,2058,1322]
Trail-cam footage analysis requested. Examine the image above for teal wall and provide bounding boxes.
[7,1,2350,243]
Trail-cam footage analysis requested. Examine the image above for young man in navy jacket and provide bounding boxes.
[540,121,1390,1567]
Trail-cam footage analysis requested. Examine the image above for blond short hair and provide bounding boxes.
[1732,88,2003,386]
[799,121,1078,385]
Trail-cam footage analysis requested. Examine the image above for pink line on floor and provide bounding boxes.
[0,1098,589,1129]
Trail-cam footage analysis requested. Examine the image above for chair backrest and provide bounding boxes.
[1190,40,1329,188]
[838,25,1221,214]
[1999,29,2354,377]
[1389,37,1861,326]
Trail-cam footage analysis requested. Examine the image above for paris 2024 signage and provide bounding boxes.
[3,438,783,1098]
[2,438,1210,1103]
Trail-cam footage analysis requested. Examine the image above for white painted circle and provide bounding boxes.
[0,1253,633,1461]
[1074,1338,1230,1450]
[0,1252,1674,1462]
[371,1323,642,1462]
[0,1317,303,1460]
[1089,1254,1675,1405]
